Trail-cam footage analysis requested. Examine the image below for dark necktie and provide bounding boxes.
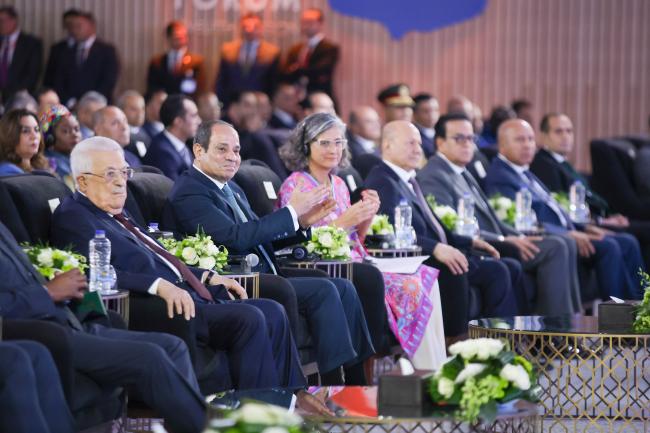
[460,170,502,234]
[113,213,214,302]
[408,177,448,243]
[523,171,572,229]
[75,42,86,67]
[222,184,277,274]
[0,37,9,88]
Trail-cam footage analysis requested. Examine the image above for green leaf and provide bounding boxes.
[479,400,498,423]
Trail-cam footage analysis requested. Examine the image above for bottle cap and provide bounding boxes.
[95,230,105,236]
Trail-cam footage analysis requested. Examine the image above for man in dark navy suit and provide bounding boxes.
[93,106,142,168]
[0,219,207,433]
[163,120,375,385]
[364,120,520,341]
[45,11,119,106]
[0,6,42,102]
[0,340,73,433]
[412,93,440,159]
[51,136,306,391]
[143,94,199,179]
[485,119,644,300]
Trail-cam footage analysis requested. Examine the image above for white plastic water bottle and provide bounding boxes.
[456,192,479,237]
[394,199,414,248]
[88,230,115,293]
[569,181,590,223]
[515,188,534,231]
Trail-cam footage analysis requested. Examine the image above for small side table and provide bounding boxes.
[223,272,260,298]
[284,260,354,280]
[100,290,130,325]
[366,246,423,258]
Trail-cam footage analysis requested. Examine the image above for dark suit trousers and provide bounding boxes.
[74,324,206,433]
[0,340,74,433]
[586,234,643,299]
[195,298,305,390]
[624,220,650,270]
[468,256,519,318]
[423,256,471,337]
[352,262,390,352]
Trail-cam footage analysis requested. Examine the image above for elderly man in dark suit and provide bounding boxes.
[45,11,119,106]
[485,119,645,300]
[364,120,520,341]
[215,13,280,108]
[143,94,199,179]
[51,136,306,392]
[0,6,42,102]
[0,219,207,433]
[282,8,339,102]
[147,21,205,96]
[162,120,375,385]
[417,113,581,314]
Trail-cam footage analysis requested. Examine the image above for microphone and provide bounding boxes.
[227,254,259,273]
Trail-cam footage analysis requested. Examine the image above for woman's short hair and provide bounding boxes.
[0,109,48,171]
[280,112,349,172]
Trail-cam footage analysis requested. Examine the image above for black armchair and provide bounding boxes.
[232,163,283,217]
[126,172,174,227]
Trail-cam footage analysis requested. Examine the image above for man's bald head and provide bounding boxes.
[348,106,381,141]
[381,120,423,171]
[93,106,131,147]
[497,118,537,166]
[447,95,473,116]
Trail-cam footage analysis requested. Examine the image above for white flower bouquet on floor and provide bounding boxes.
[160,230,228,272]
[428,338,540,424]
[205,402,307,433]
[22,244,88,280]
[306,226,351,260]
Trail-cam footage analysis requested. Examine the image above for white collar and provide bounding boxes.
[498,153,528,175]
[79,34,96,50]
[169,46,187,58]
[354,134,377,153]
[307,34,324,49]
[163,130,188,153]
[416,123,435,139]
[129,126,140,134]
[437,152,466,176]
[273,108,295,125]
[193,163,227,190]
[4,29,19,45]
[549,150,566,163]
[383,159,416,185]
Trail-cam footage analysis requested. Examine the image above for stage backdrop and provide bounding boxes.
[11,0,650,171]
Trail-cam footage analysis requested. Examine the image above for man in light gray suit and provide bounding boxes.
[417,113,581,315]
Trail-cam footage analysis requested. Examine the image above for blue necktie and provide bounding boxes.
[222,184,277,275]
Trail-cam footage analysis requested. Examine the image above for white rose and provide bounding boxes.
[455,363,487,384]
[449,340,479,359]
[437,377,455,399]
[232,403,274,424]
[500,364,531,390]
[261,428,289,433]
[495,208,508,221]
[37,249,54,267]
[319,232,333,247]
[206,243,220,255]
[199,256,216,270]
[63,257,79,268]
[475,338,505,360]
[497,197,512,208]
[181,247,199,265]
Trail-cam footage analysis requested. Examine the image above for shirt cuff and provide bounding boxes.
[147,277,162,295]
[285,204,300,231]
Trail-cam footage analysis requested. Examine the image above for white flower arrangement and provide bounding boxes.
[160,230,228,272]
[306,226,351,260]
[425,194,458,230]
[488,195,516,226]
[428,337,540,424]
[366,214,394,235]
[205,402,307,433]
[22,244,88,280]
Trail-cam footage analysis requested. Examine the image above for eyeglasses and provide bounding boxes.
[313,138,347,149]
[82,167,134,183]
[449,134,478,145]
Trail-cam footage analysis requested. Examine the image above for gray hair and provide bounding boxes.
[70,136,124,186]
[77,91,107,110]
[116,89,143,110]
[279,112,349,172]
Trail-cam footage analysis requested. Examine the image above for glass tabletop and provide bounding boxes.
[469,315,626,335]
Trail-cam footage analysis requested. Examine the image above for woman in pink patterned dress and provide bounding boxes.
[278,113,446,370]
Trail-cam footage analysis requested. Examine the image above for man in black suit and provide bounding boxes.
[268,82,299,130]
[215,13,280,108]
[45,11,119,106]
[142,89,168,140]
[143,94,200,179]
[282,8,339,102]
[163,120,375,384]
[364,120,520,341]
[0,340,73,433]
[346,106,381,170]
[0,221,207,433]
[0,6,42,102]
[117,90,151,158]
[147,21,205,96]
[93,105,142,168]
[532,112,650,269]
[412,93,440,159]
